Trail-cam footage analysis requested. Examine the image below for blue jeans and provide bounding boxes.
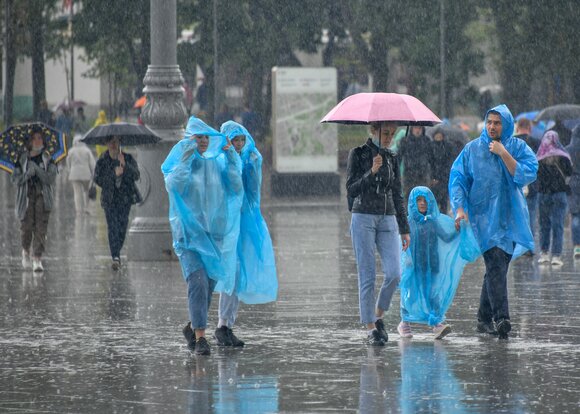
[526,192,539,239]
[351,214,401,324]
[219,292,240,328]
[478,247,512,324]
[539,192,568,255]
[187,268,217,330]
[572,213,580,246]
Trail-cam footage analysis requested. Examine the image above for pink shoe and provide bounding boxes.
[397,321,413,338]
[433,323,451,340]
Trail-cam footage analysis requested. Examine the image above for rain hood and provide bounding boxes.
[448,104,538,257]
[161,116,243,294]
[400,187,480,326]
[219,121,277,304]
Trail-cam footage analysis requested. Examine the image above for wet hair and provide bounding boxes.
[516,118,531,130]
[487,110,501,119]
[369,121,398,132]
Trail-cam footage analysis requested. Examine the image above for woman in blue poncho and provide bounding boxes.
[449,104,538,339]
[213,121,278,348]
[398,187,480,339]
[162,116,243,356]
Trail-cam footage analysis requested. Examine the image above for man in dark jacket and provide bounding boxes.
[346,121,410,346]
[94,136,140,270]
[398,126,432,199]
[514,118,540,251]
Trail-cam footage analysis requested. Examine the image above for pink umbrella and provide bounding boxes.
[321,92,441,126]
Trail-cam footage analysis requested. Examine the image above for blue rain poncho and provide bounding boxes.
[219,121,278,304]
[400,187,480,326]
[449,104,538,258]
[161,116,243,294]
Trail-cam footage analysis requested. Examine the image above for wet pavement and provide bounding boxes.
[1,173,579,413]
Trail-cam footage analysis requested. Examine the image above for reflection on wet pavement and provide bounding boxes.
[1,174,579,413]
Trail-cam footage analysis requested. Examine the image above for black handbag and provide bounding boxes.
[88,180,97,200]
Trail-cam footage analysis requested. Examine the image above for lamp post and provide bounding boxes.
[127,0,188,261]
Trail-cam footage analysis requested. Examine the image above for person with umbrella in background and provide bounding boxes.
[535,131,573,266]
[11,125,58,272]
[449,104,538,339]
[93,135,141,270]
[514,117,541,251]
[566,126,580,259]
[346,121,410,346]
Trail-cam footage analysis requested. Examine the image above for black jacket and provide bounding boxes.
[515,133,540,196]
[428,140,456,182]
[94,151,141,209]
[346,139,410,234]
[537,156,573,194]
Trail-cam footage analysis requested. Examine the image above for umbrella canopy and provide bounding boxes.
[55,99,86,112]
[133,95,147,109]
[0,122,67,173]
[534,104,580,122]
[81,123,161,146]
[320,93,441,126]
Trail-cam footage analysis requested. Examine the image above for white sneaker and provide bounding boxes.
[21,250,31,269]
[397,321,413,338]
[32,258,44,272]
[433,323,452,340]
[551,256,563,266]
[538,252,550,264]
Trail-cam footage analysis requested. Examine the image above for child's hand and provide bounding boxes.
[401,234,410,251]
[222,137,232,152]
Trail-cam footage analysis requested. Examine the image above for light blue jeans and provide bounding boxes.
[351,214,401,324]
[539,192,568,256]
[187,267,217,330]
[219,291,240,328]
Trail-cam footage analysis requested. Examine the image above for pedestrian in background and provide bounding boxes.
[398,126,432,198]
[428,130,456,214]
[514,118,541,249]
[346,121,410,346]
[536,130,573,266]
[449,104,537,339]
[67,133,96,216]
[566,126,580,259]
[11,126,57,272]
[93,136,141,270]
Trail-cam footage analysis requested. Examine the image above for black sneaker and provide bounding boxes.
[111,257,120,271]
[195,337,211,356]
[183,322,196,351]
[476,321,498,335]
[374,319,389,342]
[214,326,233,346]
[496,319,511,340]
[367,329,386,347]
[228,328,245,347]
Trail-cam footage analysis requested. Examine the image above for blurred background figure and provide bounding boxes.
[398,126,431,199]
[428,130,455,214]
[67,134,96,216]
[566,126,580,259]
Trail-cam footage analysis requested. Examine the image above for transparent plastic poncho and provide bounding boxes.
[219,121,278,304]
[400,187,481,326]
[449,104,538,257]
[161,116,243,294]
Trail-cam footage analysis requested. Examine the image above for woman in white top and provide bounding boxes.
[67,134,96,215]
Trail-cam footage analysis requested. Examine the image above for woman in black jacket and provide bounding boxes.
[428,131,457,214]
[94,136,140,270]
[346,121,410,346]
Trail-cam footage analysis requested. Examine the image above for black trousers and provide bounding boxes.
[478,247,512,323]
[104,204,131,259]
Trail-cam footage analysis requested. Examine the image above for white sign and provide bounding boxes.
[271,67,338,173]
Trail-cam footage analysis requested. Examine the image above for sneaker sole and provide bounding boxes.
[434,326,452,340]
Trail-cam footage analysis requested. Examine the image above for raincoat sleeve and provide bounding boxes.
[223,147,243,194]
[93,157,106,188]
[346,147,376,198]
[512,142,538,187]
[10,155,33,186]
[448,147,473,213]
[245,151,262,203]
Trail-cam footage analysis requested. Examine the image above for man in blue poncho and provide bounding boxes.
[162,116,243,356]
[449,104,538,339]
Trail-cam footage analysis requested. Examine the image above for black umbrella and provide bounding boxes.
[534,104,580,122]
[425,125,469,149]
[81,123,161,146]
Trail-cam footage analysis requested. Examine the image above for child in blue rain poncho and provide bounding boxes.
[161,116,243,356]
[398,187,480,340]
[449,104,538,339]
[213,121,278,348]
